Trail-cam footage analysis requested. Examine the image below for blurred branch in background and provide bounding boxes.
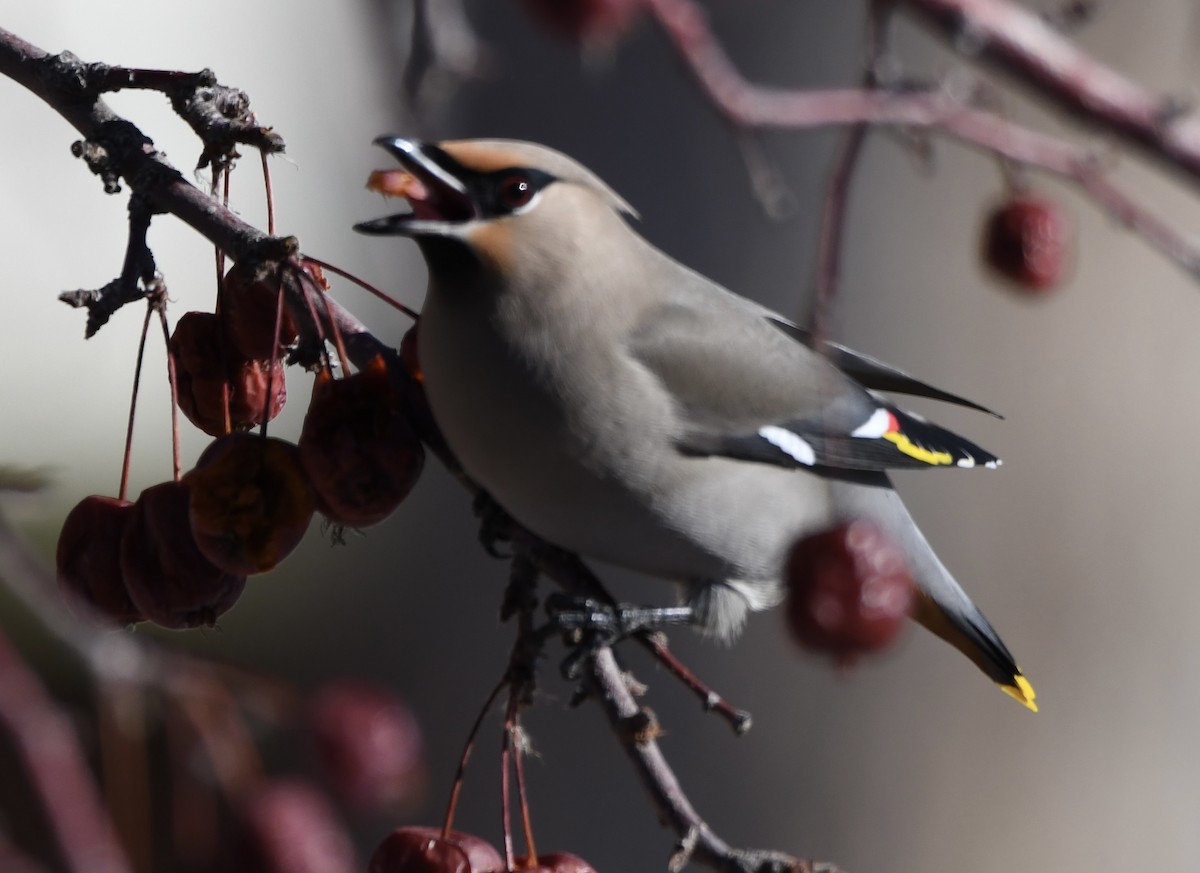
[646,0,1200,282]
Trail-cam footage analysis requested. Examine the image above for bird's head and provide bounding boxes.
[355,137,637,277]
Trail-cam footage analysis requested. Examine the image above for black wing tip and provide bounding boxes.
[765,316,1004,419]
[879,405,1001,470]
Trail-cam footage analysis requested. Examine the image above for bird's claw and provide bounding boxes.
[545,593,695,679]
[473,491,514,558]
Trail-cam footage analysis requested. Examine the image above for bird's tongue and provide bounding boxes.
[366,169,442,220]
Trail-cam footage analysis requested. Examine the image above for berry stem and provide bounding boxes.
[298,275,335,375]
[157,304,182,482]
[298,264,352,375]
[258,268,287,439]
[442,677,506,840]
[211,165,234,436]
[260,149,275,237]
[301,255,421,322]
[509,699,538,866]
[500,700,514,872]
[118,304,153,502]
[211,166,230,306]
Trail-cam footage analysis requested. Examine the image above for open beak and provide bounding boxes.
[354,136,477,237]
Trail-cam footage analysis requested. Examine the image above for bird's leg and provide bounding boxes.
[545,592,697,678]
[473,490,515,558]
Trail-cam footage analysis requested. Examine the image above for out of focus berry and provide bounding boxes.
[982,194,1072,293]
[235,779,357,873]
[785,520,915,665]
[518,0,641,45]
[308,680,425,813]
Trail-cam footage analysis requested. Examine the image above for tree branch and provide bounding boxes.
[0,28,292,263]
[516,538,830,873]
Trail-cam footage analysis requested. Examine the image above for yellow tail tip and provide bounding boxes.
[1000,673,1038,712]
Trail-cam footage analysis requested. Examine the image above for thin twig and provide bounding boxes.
[586,647,822,873]
[638,636,752,735]
[59,197,156,338]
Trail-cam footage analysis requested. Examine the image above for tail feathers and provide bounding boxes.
[913,592,1037,712]
[826,478,1035,711]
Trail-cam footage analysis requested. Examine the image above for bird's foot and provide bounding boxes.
[473,491,514,558]
[545,593,695,679]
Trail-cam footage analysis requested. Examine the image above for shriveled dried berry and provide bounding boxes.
[221,263,299,361]
[785,521,915,666]
[187,434,315,575]
[171,311,287,436]
[56,495,141,624]
[120,480,246,629]
[299,356,424,528]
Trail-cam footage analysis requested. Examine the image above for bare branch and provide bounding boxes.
[58,196,158,337]
[0,27,293,263]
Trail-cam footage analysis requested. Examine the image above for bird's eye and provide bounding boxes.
[498,174,535,210]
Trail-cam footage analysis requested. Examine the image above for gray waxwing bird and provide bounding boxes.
[356,136,1037,712]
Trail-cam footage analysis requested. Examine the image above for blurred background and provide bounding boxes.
[4,1,1200,871]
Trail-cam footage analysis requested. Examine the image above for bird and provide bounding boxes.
[356,136,1036,712]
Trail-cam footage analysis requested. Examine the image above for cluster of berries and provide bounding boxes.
[56,261,426,629]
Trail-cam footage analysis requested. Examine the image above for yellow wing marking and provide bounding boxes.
[882,430,954,466]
